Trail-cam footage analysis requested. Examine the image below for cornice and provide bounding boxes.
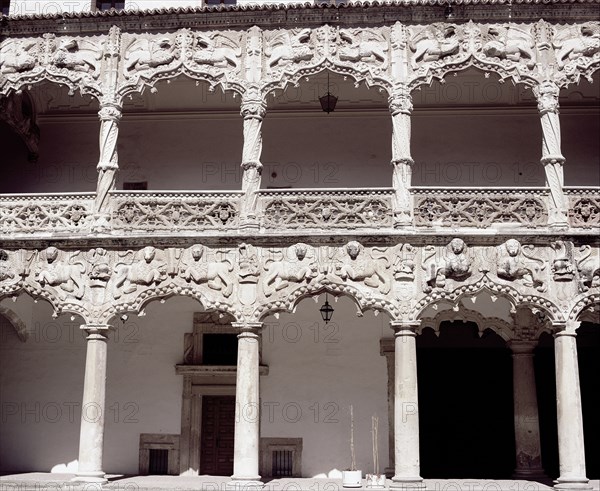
[2,2,600,35]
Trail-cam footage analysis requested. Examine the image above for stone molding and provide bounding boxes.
[1,239,598,326]
[1,19,599,100]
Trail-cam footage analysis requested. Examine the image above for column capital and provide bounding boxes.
[508,340,537,355]
[552,320,579,337]
[98,102,122,122]
[534,80,560,115]
[391,157,415,167]
[232,322,263,338]
[240,99,266,121]
[80,323,113,332]
[388,90,413,116]
[391,320,420,336]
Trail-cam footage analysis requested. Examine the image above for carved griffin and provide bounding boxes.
[0,40,37,74]
[483,25,536,68]
[338,29,388,68]
[125,37,178,75]
[193,33,241,69]
[410,24,460,69]
[553,22,600,67]
[51,38,101,75]
[265,29,313,68]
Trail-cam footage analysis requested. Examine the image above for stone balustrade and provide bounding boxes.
[1,187,599,237]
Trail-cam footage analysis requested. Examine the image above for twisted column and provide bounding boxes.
[240,94,266,230]
[534,81,568,228]
[509,341,545,479]
[389,88,414,228]
[553,322,591,489]
[94,102,122,230]
[390,320,425,489]
[228,322,263,490]
[72,324,111,484]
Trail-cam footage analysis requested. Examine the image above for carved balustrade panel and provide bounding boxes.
[412,188,549,228]
[566,188,600,228]
[259,189,394,230]
[110,191,241,232]
[0,193,94,235]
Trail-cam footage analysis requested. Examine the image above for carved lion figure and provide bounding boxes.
[36,247,86,300]
[338,29,388,67]
[125,37,178,74]
[263,243,317,297]
[496,239,545,292]
[180,245,234,297]
[52,38,100,74]
[335,241,391,294]
[423,238,471,292]
[113,246,167,299]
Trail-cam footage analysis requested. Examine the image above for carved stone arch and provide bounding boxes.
[117,28,246,100]
[418,307,514,342]
[255,284,398,324]
[0,33,104,100]
[567,292,600,323]
[262,60,393,103]
[413,276,562,324]
[105,287,241,327]
[0,305,28,342]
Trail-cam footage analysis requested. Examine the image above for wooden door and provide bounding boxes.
[200,395,235,475]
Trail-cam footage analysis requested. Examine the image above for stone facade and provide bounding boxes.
[0,1,599,489]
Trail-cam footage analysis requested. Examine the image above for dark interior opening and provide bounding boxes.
[202,333,238,365]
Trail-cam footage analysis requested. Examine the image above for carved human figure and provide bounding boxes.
[0,40,37,74]
[335,241,391,294]
[553,22,600,67]
[263,243,317,296]
[265,29,312,67]
[36,247,86,299]
[497,239,545,291]
[410,24,460,69]
[483,25,536,67]
[180,245,234,297]
[423,238,471,291]
[113,246,167,299]
[52,38,100,75]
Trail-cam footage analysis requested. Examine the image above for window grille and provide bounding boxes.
[148,449,169,475]
[272,450,293,477]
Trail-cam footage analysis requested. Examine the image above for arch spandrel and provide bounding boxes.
[0,33,107,100]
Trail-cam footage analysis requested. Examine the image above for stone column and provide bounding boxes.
[553,322,591,489]
[509,341,545,479]
[390,321,424,489]
[93,101,122,231]
[534,81,568,228]
[380,338,395,476]
[239,91,266,231]
[389,86,414,228]
[72,324,111,484]
[228,322,263,490]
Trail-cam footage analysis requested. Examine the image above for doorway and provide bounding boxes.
[200,395,235,475]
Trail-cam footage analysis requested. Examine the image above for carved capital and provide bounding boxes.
[80,323,113,339]
[391,157,415,168]
[241,100,266,121]
[541,156,566,167]
[389,91,413,116]
[241,161,263,172]
[551,320,579,337]
[391,319,420,336]
[98,103,122,123]
[534,81,560,114]
[508,340,537,355]
[232,322,263,339]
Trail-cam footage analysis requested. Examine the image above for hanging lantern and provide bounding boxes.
[320,294,334,323]
[319,71,338,114]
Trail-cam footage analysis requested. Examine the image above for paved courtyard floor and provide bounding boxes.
[1,474,599,491]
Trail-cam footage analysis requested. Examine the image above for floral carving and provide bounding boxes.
[569,196,600,228]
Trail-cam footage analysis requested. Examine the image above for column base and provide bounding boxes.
[390,476,426,490]
[226,478,264,490]
[554,477,592,490]
[71,471,108,484]
[513,467,548,480]
[384,467,395,478]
